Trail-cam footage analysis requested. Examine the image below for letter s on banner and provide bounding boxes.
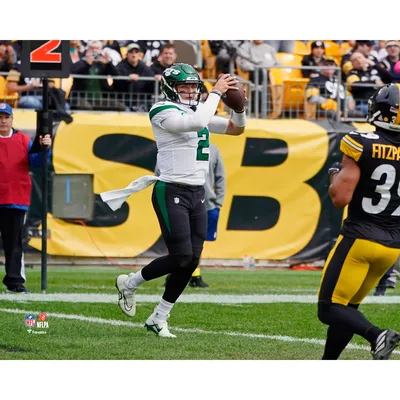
[29,113,161,257]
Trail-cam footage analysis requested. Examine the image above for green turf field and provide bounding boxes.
[0,267,399,360]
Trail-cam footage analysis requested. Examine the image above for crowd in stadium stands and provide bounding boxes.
[1,40,400,119]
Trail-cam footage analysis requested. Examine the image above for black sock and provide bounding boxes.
[322,303,359,360]
[141,254,192,281]
[163,257,199,303]
[319,302,384,344]
[163,269,196,303]
[140,256,172,281]
[322,325,354,360]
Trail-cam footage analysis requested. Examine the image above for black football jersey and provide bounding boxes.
[340,129,400,247]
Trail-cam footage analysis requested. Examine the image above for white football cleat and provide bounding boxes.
[144,312,176,338]
[115,274,136,317]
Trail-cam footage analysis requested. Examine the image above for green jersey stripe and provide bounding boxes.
[149,105,184,121]
[154,181,171,233]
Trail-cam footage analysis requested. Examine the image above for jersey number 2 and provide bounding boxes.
[197,128,210,161]
[362,164,400,215]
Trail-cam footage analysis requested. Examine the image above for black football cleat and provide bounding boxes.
[374,286,387,296]
[188,276,209,288]
[6,285,29,294]
[372,329,400,360]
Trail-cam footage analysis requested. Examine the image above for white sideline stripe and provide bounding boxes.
[2,293,400,304]
[0,307,398,356]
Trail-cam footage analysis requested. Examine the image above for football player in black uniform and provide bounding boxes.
[318,83,400,360]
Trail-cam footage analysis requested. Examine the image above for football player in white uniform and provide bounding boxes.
[115,63,247,337]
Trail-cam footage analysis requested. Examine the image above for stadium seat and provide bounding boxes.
[340,41,353,55]
[60,77,73,99]
[203,81,228,115]
[324,41,340,56]
[0,76,18,107]
[324,41,341,65]
[269,53,309,118]
[201,40,217,79]
[120,46,127,59]
[304,96,317,119]
[293,41,308,56]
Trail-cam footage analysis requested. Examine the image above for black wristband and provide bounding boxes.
[210,90,222,97]
[328,161,342,180]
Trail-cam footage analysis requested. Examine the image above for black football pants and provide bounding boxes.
[0,208,26,289]
[140,181,207,303]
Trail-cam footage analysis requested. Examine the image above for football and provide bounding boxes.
[218,75,246,112]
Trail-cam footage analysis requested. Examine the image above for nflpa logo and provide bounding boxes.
[38,313,47,322]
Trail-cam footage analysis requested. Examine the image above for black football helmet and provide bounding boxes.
[367,83,400,132]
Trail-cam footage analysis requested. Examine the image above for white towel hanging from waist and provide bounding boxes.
[100,175,160,211]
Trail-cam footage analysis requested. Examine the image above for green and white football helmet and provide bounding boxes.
[161,63,202,106]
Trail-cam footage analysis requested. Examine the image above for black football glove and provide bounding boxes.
[328,161,342,180]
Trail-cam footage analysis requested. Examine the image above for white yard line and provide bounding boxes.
[1,293,400,304]
[0,307,396,356]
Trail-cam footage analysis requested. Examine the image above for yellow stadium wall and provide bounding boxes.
[12,111,371,261]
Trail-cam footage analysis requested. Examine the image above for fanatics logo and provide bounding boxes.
[174,197,179,204]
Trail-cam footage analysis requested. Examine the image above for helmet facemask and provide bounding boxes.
[174,82,201,106]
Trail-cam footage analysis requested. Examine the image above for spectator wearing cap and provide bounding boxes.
[69,40,121,110]
[0,103,52,294]
[305,57,363,119]
[150,44,177,81]
[382,41,400,82]
[341,40,378,76]
[114,43,155,112]
[301,41,326,78]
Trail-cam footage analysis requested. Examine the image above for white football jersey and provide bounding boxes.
[149,100,211,186]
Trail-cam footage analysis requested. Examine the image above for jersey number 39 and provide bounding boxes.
[362,164,400,215]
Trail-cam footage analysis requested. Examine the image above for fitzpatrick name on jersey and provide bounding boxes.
[372,144,400,161]
[149,101,210,186]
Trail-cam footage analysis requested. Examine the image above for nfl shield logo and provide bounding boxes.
[25,314,36,327]
[174,197,179,204]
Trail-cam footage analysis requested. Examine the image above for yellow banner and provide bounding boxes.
[28,113,345,260]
